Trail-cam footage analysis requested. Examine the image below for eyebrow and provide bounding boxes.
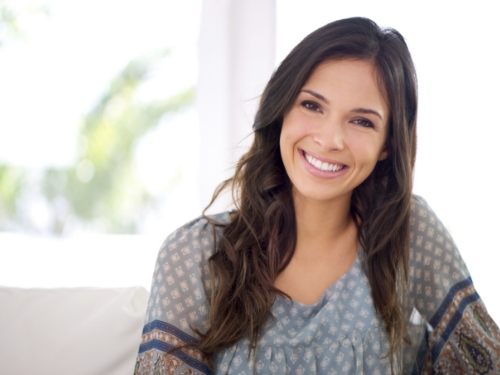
[351,107,383,120]
[300,89,384,120]
[301,89,329,104]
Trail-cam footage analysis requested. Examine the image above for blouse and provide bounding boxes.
[134,195,500,374]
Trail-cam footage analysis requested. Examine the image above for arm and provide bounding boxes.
[134,216,216,375]
[408,196,500,374]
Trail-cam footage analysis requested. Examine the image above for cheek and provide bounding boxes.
[280,120,296,151]
[280,114,309,146]
[279,126,287,153]
[279,121,304,171]
[279,126,290,165]
[279,131,296,170]
[349,137,384,166]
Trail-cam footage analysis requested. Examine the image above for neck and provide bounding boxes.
[292,191,355,258]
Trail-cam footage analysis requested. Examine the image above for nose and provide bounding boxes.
[312,119,345,151]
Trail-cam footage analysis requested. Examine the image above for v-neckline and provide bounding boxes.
[273,250,362,311]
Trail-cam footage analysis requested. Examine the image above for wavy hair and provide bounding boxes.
[198,17,418,371]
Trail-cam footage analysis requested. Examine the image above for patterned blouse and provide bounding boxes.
[134,196,500,374]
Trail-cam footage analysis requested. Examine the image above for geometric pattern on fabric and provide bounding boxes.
[134,216,216,375]
[134,196,500,374]
[408,197,500,374]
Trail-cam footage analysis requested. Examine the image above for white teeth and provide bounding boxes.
[305,152,343,172]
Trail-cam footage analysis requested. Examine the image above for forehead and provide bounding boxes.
[302,59,389,117]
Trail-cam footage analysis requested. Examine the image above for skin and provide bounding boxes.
[275,59,389,305]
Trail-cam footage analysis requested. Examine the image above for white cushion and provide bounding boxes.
[0,286,148,375]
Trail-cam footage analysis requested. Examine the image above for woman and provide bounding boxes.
[135,17,500,374]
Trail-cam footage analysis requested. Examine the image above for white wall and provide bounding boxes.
[197,0,276,213]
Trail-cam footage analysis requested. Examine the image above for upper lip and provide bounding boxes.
[300,149,347,166]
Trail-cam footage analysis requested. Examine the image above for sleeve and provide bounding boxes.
[134,216,215,375]
[407,195,500,374]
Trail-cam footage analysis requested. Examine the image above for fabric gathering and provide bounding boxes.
[134,196,500,374]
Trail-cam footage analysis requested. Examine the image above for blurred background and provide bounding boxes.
[0,0,499,321]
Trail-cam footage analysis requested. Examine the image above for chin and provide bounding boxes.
[293,186,351,204]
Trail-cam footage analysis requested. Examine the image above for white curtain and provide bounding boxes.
[197,0,276,212]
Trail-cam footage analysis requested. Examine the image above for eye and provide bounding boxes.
[351,118,375,128]
[300,100,322,113]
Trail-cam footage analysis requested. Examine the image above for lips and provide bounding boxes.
[300,150,347,177]
[300,149,347,173]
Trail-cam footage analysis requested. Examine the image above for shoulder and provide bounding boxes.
[410,194,442,229]
[408,193,456,254]
[159,211,232,258]
[408,194,469,295]
[145,211,232,329]
[409,194,456,248]
[408,194,469,282]
[152,212,231,291]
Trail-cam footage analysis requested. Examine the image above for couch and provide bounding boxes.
[0,286,148,375]
[0,233,158,375]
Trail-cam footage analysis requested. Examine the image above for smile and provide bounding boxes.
[302,150,346,173]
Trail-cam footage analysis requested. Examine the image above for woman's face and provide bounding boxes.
[279,59,389,207]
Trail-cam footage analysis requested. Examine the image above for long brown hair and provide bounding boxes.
[198,17,418,370]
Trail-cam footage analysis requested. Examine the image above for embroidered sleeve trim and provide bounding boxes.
[138,319,211,375]
[429,277,472,327]
[412,277,480,373]
[431,291,480,362]
[141,319,199,346]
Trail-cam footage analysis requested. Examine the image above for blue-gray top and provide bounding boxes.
[135,196,500,374]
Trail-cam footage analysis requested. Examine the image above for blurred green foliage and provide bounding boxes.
[0,2,49,46]
[0,166,25,225]
[0,3,20,45]
[40,52,194,234]
[0,6,194,234]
